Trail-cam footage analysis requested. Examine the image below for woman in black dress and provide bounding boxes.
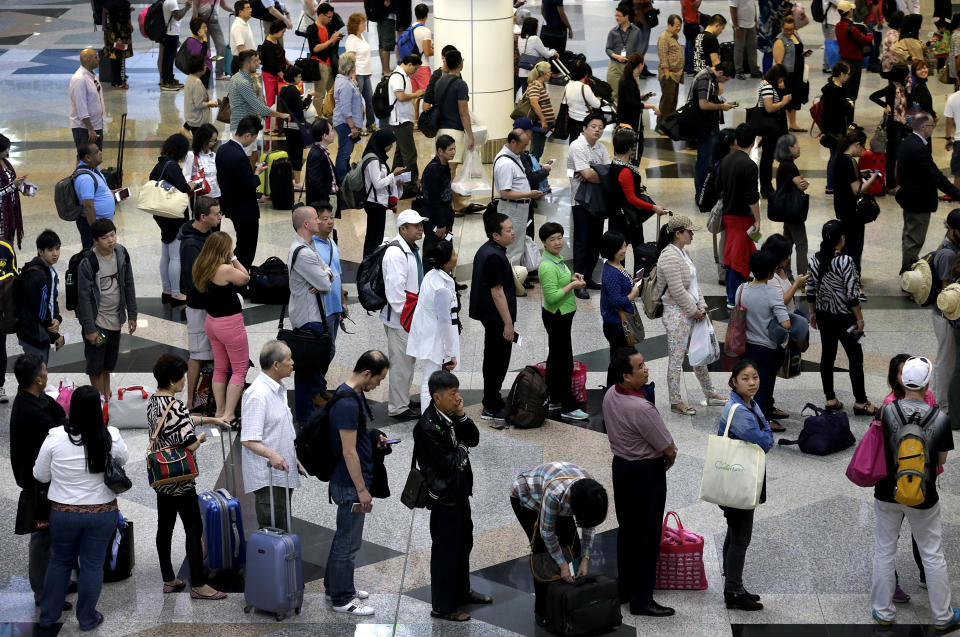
[772,16,809,133]
[616,53,659,164]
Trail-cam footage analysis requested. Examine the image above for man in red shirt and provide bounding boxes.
[835,0,872,115]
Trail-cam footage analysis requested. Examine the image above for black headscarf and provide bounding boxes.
[900,14,922,39]
[364,129,396,164]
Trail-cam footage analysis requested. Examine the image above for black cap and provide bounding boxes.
[948,209,960,231]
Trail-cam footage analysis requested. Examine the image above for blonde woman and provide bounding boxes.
[344,12,376,132]
[524,61,556,160]
[192,231,251,426]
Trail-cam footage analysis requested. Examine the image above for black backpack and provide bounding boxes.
[356,240,402,312]
[247,256,290,305]
[777,403,856,455]
[64,250,89,312]
[142,0,168,43]
[269,157,294,210]
[295,389,366,481]
[372,71,402,120]
[504,366,549,429]
[811,0,825,22]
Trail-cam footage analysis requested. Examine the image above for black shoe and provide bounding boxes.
[390,407,420,420]
[750,71,763,78]
[725,591,763,610]
[640,69,656,77]
[523,280,534,289]
[630,600,676,617]
[574,289,590,300]
[161,292,172,304]
[35,600,73,611]
[585,280,602,290]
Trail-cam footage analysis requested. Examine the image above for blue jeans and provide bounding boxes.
[695,134,716,196]
[292,316,337,422]
[356,75,375,128]
[334,123,355,184]
[76,216,94,250]
[39,509,119,629]
[725,267,747,307]
[325,481,366,607]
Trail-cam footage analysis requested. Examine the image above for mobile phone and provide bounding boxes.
[351,502,371,513]
[113,187,130,202]
[804,49,813,56]
[728,101,740,108]
[635,268,645,279]
[20,180,37,197]
[384,438,401,445]
[513,332,522,346]
[546,158,556,165]
[258,160,268,167]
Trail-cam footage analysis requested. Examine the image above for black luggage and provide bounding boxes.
[544,576,622,637]
[719,42,735,64]
[248,256,290,305]
[102,112,126,190]
[269,156,295,210]
[102,513,134,582]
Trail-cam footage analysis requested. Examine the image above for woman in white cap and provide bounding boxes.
[654,214,727,416]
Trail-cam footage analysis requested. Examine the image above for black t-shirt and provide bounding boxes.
[259,39,286,75]
[718,150,759,217]
[874,399,954,509]
[435,74,469,131]
[696,32,719,69]
[775,159,800,192]
[421,156,453,231]
[468,239,516,324]
[832,154,859,221]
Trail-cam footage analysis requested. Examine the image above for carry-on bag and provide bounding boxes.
[778,403,856,455]
[198,428,246,571]
[103,511,135,582]
[243,464,304,621]
[543,575,622,637]
[108,385,155,429]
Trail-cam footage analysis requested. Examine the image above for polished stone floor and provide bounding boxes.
[1,0,959,634]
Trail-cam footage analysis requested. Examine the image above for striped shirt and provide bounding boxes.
[756,80,780,107]
[227,71,272,131]
[524,82,555,126]
[240,373,300,493]
[511,461,597,566]
[806,251,865,315]
[148,396,199,496]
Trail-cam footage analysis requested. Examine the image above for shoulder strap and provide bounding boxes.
[146,398,178,454]
[279,244,310,329]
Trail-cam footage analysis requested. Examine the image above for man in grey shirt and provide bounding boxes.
[287,205,334,422]
[605,5,644,104]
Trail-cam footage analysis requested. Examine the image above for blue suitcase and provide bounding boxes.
[198,429,246,571]
[243,464,304,621]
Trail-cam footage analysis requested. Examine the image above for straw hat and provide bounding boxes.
[937,283,960,321]
[899,259,933,305]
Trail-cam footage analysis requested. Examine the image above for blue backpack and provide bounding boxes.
[396,23,425,59]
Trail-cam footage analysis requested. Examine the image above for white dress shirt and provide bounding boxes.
[69,67,105,130]
[33,426,129,505]
[240,373,301,493]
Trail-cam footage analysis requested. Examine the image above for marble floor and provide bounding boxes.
[1,0,960,634]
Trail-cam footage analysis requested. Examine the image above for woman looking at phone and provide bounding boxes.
[616,53,660,164]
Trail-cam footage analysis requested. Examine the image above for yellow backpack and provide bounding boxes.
[889,402,939,507]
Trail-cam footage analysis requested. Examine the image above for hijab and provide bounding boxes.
[363,129,396,164]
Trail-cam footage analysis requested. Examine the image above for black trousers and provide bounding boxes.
[542,308,577,411]
[603,322,631,388]
[510,496,581,616]
[885,121,907,189]
[429,497,474,614]
[742,343,782,419]
[841,219,865,274]
[230,214,259,269]
[481,319,513,413]
[613,455,666,606]
[817,310,867,404]
[841,58,863,114]
[363,201,386,258]
[572,205,604,283]
[720,505,754,593]
[161,35,178,84]
[758,129,782,197]
[283,127,304,171]
[156,489,205,586]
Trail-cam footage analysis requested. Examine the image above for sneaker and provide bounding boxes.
[706,395,727,406]
[937,608,960,631]
[872,609,892,626]
[920,578,928,590]
[825,188,834,196]
[480,409,506,428]
[726,302,736,310]
[161,83,183,92]
[548,402,562,412]
[749,71,763,78]
[326,590,369,601]
[332,598,374,616]
[893,584,911,603]
[0,387,8,403]
[561,408,589,421]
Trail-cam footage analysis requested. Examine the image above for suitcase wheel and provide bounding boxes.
[243,605,252,614]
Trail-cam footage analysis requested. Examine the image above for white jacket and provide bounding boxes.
[407,269,459,364]
[380,234,422,329]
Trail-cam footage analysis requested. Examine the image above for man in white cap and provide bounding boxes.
[872,356,958,630]
[381,209,427,419]
[930,209,960,414]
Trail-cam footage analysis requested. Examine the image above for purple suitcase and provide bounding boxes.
[243,465,304,621]
[198,429,246,571]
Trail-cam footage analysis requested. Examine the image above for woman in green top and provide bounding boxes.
[538,222,588,421]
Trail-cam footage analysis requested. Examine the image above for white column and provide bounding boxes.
[433,0,515,143]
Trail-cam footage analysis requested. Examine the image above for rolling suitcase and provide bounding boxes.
[269,156,295,210]
[258,150,289,198]
[198,428,246,571]
[544,575,622,637]
[243,465,304,621]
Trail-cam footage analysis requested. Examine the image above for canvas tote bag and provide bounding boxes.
[699,404,766,510]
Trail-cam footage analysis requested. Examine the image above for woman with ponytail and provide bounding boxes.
[806,220,876,416]
[831,126,878,272]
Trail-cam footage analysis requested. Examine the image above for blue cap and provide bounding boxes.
[513,117,534,131]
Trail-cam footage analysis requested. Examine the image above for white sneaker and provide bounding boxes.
[332,598,374,615]
[561,408,589,421]
[0,387,8,403]
[326,590,369,601]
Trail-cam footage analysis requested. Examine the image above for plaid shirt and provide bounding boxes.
[511,461,596,566]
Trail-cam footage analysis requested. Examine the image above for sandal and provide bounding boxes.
[853,402,877,416]
[190,589,228,600]
[431,610,471,621]
[825,400,844,411]
[462,590,493,605]
[670,403,696,415]
[163,580,186,594]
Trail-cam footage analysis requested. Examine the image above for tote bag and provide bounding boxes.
[137,180,190,218]
[724,285,747,356]
[699,404,766,510]
[654,511,708,590]
[845,418,887,486]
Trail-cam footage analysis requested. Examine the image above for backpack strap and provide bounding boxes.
[73,168,99,194]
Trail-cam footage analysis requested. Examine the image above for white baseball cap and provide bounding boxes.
[901,356,932,390]
[397,209,428,228]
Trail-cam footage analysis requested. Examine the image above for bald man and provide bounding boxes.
[69,49,105,149]
[288,204,334,421]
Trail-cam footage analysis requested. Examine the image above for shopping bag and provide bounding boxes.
[688,318,720,367]
[523,236,542,271]
[724,285,747,356]
[699,404,766,510]
[655,511,708,590]
[845,418,887,486]
[451,148,490,196]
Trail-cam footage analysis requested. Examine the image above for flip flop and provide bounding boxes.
[190,589,228,600]
[788,127,807,132]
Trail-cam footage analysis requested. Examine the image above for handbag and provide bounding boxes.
[15,482,50,535]
[767,182,809,224]
[706,198,724,234]
[518,38,541,70]
[216,96,231,124]
[138,179,190,218]
[295,56,322,82]
[618,302,645,346]
[108,385,156,429]
[553,91,569,140]
[191,155,211,196]
[699,404,766,509]
[104,452,132,494]
[724,284,747,356]
[418,79,452,139]
[400,455,428,509]
[856,191,880,224]
[655,511,708,590]
[146,399,200,488]
[845,417,888,486]
[688,317,720,367]
[511,95,535,120]
[529,476,581,582]
[279,91,315,146]
[939,64,953,85]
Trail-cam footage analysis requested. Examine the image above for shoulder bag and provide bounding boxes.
[724,284,747,356]
[400,453,429,509]
[146,399,200,488]
[279,90,315,146]
[529,476,581,582]
[698,403,766,509]
[553,88,570,140]
[417,77,452,139]
[104,452,132,494]
[138,160,191,218]
[518,38,541,70]
[853,157,880,223]
[216,95,231,124]
[767,179,809,224]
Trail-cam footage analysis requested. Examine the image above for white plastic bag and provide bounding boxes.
[699,405,766,510]
[523,236,542,271]
[451,148,490,196]
[688,318,720,367]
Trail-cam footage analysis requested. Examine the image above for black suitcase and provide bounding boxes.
[719,41,735,64]
[269,157,295,210]
[544,576,622,637]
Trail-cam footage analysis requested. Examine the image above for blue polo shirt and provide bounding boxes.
[313,235,343,315]
[73,162,115,220]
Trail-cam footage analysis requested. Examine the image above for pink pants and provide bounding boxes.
[205,313,249,386]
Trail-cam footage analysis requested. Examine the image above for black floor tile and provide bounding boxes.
[136,298,189,323]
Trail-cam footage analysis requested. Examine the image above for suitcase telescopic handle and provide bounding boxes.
[266,460,293,532]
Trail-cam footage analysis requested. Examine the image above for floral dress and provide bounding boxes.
[102,0,134,62]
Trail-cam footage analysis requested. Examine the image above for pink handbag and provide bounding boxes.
[845,419,887,487]
[55,380,77,415]
[655,511,708,590]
